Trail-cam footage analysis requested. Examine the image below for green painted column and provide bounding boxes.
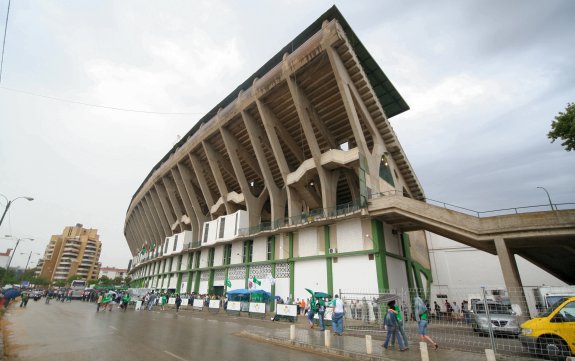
[208,269,214,294]
[270,236,276,312]
[372,219,389,292]
[289,232,295,301]
[245,265,250,289]
[186,271,193,293]
[324,225,333,296]
[401,232,417,306]
[176,273,182,293]
[193,271,200,294]
[401,233,416,290]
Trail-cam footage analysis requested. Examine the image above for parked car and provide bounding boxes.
[471,301,520,336]
[520,296,575,361]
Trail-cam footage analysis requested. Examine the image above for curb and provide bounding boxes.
[239,331,393,361]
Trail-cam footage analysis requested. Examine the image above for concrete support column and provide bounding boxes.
[494,237,530,319]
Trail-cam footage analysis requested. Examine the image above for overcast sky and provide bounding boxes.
[1,0,574,270]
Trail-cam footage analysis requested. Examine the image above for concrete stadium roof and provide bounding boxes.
[129,5,411,212]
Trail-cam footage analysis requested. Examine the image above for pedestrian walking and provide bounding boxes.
[317,298,326,331]
[307,296,317,328]
[390,300,409,349]
[19,292,29,308]
[417,297,438,350]
[160,294,167,311]
[121,293,130,311]
[331,294,345,336]
[175,294,182,312]
[382,301,406,351]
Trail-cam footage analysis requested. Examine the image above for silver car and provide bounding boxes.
[471,301,520,336]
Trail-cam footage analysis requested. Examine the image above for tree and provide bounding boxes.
[98,275,112,286]
[548,102,575,151]
[32,276,50,286]
[113,276,123,285]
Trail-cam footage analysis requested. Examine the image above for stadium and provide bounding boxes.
[124,6,432,304]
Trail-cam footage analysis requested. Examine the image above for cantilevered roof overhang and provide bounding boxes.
[128,5,412,211]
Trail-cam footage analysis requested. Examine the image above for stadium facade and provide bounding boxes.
[124,6,432,303]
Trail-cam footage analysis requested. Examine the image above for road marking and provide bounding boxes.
[109,326,118,330]
[163,350,188,361]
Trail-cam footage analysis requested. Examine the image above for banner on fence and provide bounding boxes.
[193,299,204,308]
[135,300,143,311]
[168,297,176,305]
[209,300,221,309]
[276,304,297,317]
[249,302,266,314]
[227,301,241,311]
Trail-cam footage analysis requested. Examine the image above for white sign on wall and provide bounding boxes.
[180,281,187,292]
[227,301,241,311]
[248,302,266,314]
[276,304,297,317]
[209,300,221,309]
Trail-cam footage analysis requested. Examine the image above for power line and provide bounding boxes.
[0,0,11,84]
[0,86,204,115]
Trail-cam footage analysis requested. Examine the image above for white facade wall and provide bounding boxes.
[384,228,402,255]
[199,250,208,268]
[202,220,218,246]
[428,233,567,289]
[335,219,363,253]
[168,274,178,289]
[386,256,408,292]
[298,227,319,257]
[332,254,378,294]
[164,236,174,255]
[252,236,267,262]
[198,280,208,294]
[214,245,224,266]
[274,277,290,300]
[231,242,243,264]
[294,259,327,302]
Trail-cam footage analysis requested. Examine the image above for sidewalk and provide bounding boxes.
[158,306,541,361]
[240,324,539,361]
[229,311,538,361]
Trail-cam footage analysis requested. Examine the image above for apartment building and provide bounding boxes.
[36,224,102,282]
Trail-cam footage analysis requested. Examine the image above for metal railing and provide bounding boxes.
[339,285,574,359]
[238,200,363,237]
[368,190,575,218]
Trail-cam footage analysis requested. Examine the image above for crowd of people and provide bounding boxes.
[5,286,442,354]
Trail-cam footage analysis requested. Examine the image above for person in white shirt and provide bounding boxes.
[331,294,345,335]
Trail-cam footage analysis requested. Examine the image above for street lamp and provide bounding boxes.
[20,251,40,283]
[2,235,34,285]
[0,194,34,228]
[536,187,555,211]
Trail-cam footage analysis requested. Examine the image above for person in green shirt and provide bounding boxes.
[307,296,317,328]
[102,293,111,311]
[391,301,409,349]
[418,305,438,349]
[19,292,29,308]
[121,293,130,311]
[160,294,167,311]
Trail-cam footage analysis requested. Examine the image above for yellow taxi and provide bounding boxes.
[520,296,575,361]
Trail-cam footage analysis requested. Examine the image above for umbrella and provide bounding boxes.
[3,288,20,299]
[375,293,398,304]
[314,292,331,298]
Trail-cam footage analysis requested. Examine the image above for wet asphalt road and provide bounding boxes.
[4,300,334,361]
